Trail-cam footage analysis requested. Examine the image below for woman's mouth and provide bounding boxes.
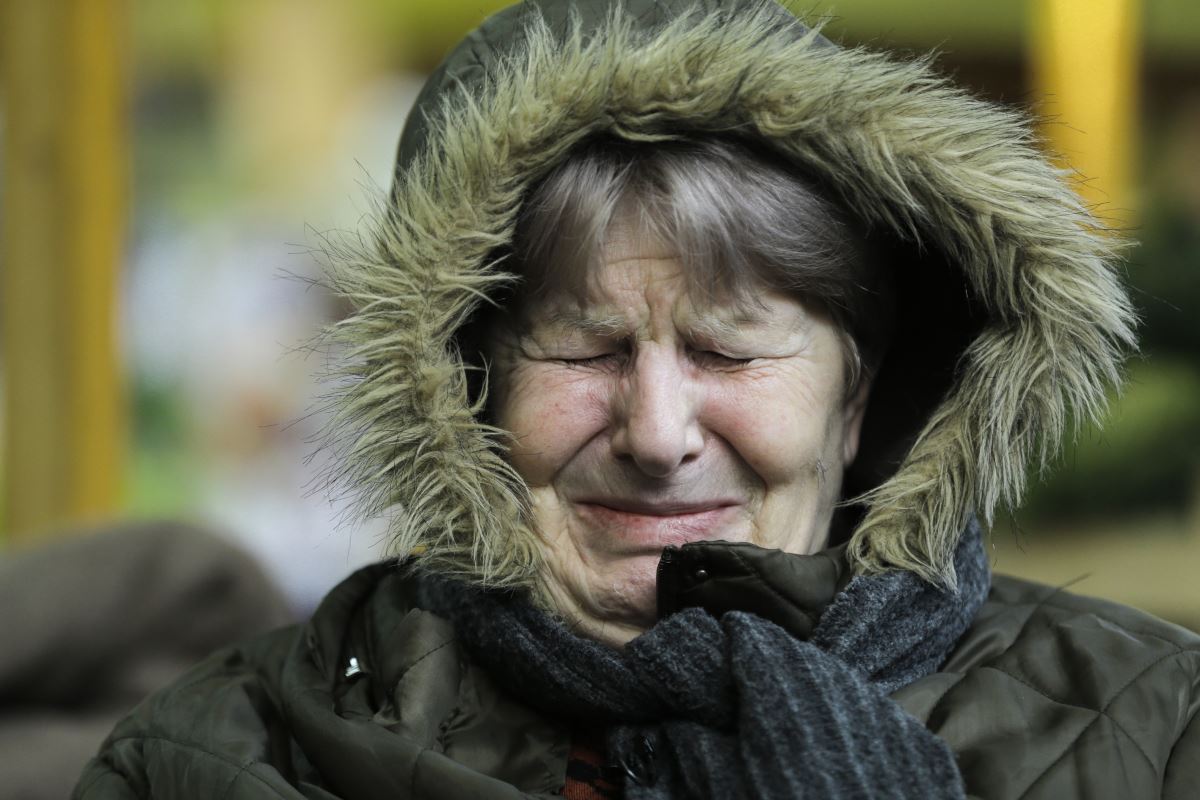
[573,500,742,549]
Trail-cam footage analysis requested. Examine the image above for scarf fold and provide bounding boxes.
[418,519,990,799]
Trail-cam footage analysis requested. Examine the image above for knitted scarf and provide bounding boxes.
[419,520,990,799]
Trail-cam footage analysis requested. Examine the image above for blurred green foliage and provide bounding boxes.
[1131,204,1200,357]
[124,380,201,518]
[1024,115,1200,523]
[1024,358,1200,520]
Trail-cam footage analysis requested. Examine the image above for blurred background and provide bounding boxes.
[1,0,1198,624]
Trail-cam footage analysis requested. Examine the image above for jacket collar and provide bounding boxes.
[656,539,852,641]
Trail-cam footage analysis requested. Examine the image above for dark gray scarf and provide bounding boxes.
[421,520,989,799]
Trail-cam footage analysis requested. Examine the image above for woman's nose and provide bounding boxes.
[610,349,704,478]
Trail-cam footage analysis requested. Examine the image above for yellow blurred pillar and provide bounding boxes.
[1031,0,1141,221]
[0,0,128,542]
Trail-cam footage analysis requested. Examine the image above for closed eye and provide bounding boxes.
[553,349,754,369]
[557,353,625,368]
[691,350,755,368]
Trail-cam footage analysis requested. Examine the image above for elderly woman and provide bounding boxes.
[78,1,1199,798]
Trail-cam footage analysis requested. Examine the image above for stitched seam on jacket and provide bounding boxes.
[1015,711,1102,799]
[981,664,1158,775]
[410,746,436,799]
[167,660,255,697]
[728,548,818,629]
[988,585,1066,666]
[395,638,455,685]
[1162,705,1200,793]
[1030,598,1196,651]
[978,580,1155,672]
[1010,651,1185,796]
[75,763,126,799]
[916,670,969,709]
[102,735,291,799]
[991,580,1200,654]
[1158,647,1200,792]
[218,761,263,800]
[74,772,101,798]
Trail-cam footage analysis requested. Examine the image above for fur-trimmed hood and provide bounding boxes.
[317,0,1134,592]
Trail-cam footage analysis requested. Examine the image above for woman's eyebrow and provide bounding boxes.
[539,309,629,337]
[688,315,744,342]
[688,309,783,341]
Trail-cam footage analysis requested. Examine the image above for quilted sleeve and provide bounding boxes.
[74,759,144,800]
[71,635,304,800]
[1162,651,1200,799]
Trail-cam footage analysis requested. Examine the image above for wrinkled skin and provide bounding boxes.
[488,217,870,647]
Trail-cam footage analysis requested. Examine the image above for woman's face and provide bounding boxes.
[488,219,870,647]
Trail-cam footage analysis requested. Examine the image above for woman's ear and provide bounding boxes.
[842,376,872,466]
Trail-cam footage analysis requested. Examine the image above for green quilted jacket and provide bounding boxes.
[76,548,1200,798]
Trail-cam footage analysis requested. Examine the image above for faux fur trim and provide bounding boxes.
[314,0,1134,590]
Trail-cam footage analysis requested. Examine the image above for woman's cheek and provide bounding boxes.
[501,367,610,486]
[703,376,824,484]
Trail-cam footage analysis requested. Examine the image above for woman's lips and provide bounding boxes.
[573,501,741,549]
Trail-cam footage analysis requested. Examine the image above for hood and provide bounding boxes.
[315,0,1134,591]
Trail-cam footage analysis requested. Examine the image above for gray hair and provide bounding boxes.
[500,134,894,392]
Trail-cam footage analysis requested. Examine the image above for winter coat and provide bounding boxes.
[76,0,1200,797]
[74,544,1200,798]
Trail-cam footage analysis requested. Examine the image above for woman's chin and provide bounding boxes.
[550,552,664,645]
[603,552,664,623]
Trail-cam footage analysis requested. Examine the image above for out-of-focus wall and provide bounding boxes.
[120,0,427,611]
